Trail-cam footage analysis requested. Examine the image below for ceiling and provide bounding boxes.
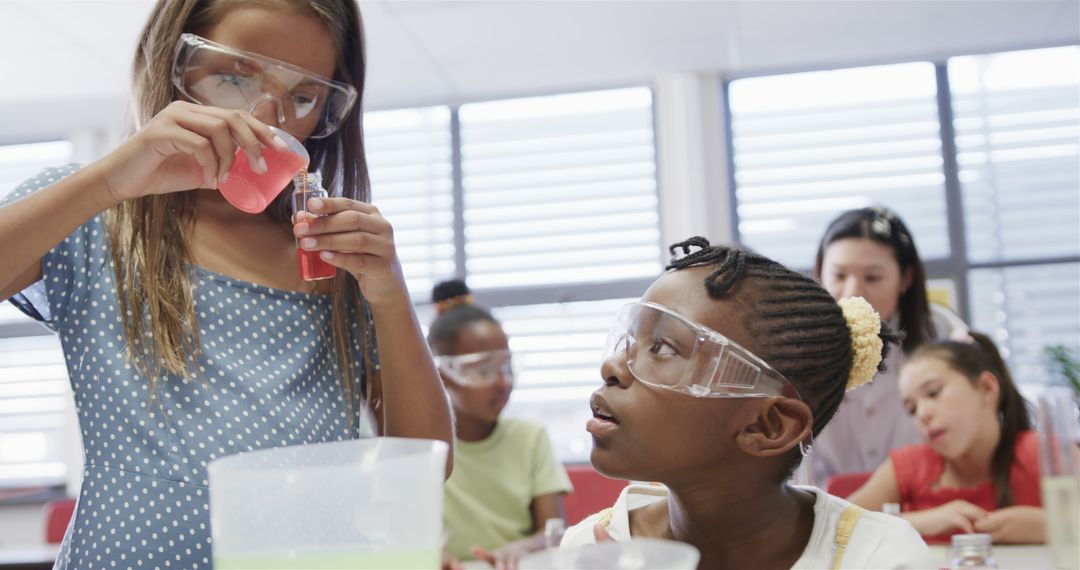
[1,0,1077,143]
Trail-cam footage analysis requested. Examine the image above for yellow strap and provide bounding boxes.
[831,504,865,570]
[595,507,614,530]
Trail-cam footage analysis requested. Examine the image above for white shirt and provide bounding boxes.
[561,484,937,570]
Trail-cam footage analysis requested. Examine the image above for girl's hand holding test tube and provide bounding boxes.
[292,197,408,308]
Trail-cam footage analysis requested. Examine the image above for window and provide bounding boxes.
[364,106,455,298]
[455,88,660,461]
[726,46,1080,383]
[495,298,635,462]
[950,46,1080,263]
[728,63,950,269]
[0,140,75,488]
[459,87,661,288]
[950,46,1080,382]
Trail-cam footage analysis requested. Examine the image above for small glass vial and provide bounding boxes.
[951,533,997,569]
[543,517,566,549]
[291,172,336,281]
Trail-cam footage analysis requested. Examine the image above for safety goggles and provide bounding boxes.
[604,301,813,455]
[171,33,358,139]
[436,349,515,387]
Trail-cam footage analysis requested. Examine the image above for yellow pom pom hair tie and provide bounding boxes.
[434,294,474,316]
[838,297,884,391]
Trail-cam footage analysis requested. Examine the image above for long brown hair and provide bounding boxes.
[912,332,1031,507]
[814,206,935,353]
[107,0,376,423]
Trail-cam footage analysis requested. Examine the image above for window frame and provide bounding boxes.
[721,45,1080,331]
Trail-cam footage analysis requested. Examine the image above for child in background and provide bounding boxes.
[561,237,934,569]
[432,280,573,570]
[848,333,1044,544]
[812,206,967,483]
[0,2,453,567]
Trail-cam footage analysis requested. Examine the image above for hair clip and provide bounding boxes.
[435,294,473,316]
[869,206,912,248]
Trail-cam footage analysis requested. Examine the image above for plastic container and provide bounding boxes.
[208,438,448,569]
[291,172,337,281]
[1035,387,1080,570]
[950,533,997,569]
[219,125,310,214]
[519,538,700,570]
[544,518,566,549]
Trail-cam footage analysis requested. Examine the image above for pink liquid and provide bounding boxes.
[297,248,337,281]
[220,147,308,214]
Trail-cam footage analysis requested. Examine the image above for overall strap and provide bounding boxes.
[832,504,865,570]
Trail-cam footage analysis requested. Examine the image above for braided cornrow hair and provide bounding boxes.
[667,237,900,438]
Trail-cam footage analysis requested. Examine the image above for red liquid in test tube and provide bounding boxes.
[292,173,337,281]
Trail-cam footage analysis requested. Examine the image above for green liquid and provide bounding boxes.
[215,548,438,569]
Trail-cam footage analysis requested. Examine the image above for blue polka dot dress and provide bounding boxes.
[3,166,376,569]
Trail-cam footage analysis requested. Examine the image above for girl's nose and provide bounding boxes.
[600,348,634,389]
[841,276,865,299]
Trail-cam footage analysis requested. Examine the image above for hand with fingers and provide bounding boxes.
[440,549,464,570]
[973,505,1045,544]
[904,499,988,537]
[96,100,286,202]
[292,197,409,307]
[470,541,535,570]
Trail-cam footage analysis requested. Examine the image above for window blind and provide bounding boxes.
[364,106,456,298]
[459,88,661,288]
[950,46,1080,263]
[0,140,75,487]
[728,62,950,269]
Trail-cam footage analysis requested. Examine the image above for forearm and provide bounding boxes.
[369,299,454,455]
[0,163,118,299]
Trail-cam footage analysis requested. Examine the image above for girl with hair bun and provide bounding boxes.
[431,280,572,570]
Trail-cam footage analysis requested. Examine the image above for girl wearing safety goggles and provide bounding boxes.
[0,2,453,568]
[429,280,572,570]
[560,238,936,569]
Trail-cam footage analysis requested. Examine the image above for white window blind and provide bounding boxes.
[950,46,1080,263]
[459,87,661,288]
[728,63,950,269]
[0,140,75,488]
[364,107,455,298]
[969,263,1080,384]
[495,298,633,462]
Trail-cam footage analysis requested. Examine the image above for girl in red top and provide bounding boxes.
[849,332,1044,544]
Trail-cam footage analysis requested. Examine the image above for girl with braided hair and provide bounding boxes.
[560,237,934,569]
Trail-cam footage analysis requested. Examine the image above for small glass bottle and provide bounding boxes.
[950,533,997,569]
[291,172,337,281]
[543,517,566,549]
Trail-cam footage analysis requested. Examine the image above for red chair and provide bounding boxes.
[563,464,627,525]
[43,498,76,544]
[825,471,872,499]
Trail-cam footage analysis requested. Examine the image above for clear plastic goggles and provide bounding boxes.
[436,349,515,387]
[603,302,813,455]
[171,33,358,139]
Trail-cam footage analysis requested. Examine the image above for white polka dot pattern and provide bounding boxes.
[3,166,369,569]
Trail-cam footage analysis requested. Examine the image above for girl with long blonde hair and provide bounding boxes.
[0,1,453,567]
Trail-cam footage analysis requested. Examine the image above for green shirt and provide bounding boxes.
[443,418,573,560]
